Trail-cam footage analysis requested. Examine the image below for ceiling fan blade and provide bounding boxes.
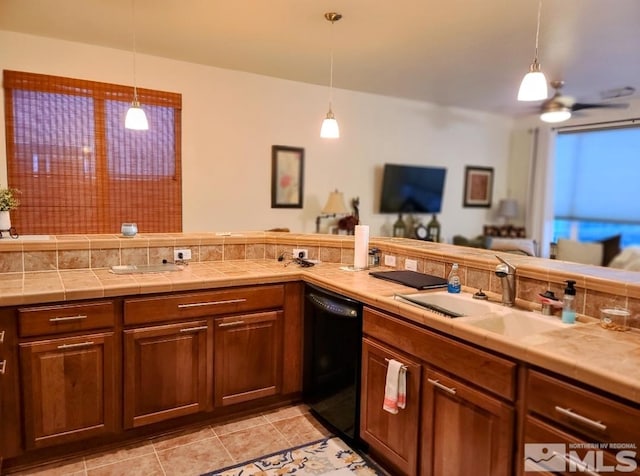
[571,102,629,112]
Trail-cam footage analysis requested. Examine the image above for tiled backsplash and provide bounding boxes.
[1,232,639,321]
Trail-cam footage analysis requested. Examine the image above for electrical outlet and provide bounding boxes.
[293,248,308,259]
[405,258,418,271]
[174,248,192,261]
[384,255,396,267]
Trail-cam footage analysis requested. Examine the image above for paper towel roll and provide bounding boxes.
[354,225,370,270]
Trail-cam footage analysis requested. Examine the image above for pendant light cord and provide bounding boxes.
[328,48,334,109]
[533,0,542,64]
[131,0,140,102]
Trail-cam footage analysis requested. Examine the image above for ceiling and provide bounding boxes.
[1,0,639,118]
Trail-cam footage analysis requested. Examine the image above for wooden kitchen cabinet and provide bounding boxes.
[420,368,514,476]
[19,332,117,449]
[520,369,640,476]
[123,320,211,428]
[214,311,283,407]
[0,310,21,466]
[360,337,422,476]
[362,306,517,476]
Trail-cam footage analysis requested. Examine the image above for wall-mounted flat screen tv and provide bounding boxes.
[379,163,447,214]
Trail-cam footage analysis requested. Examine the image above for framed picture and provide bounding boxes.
[463,166,493,208]
[271,145,304,208]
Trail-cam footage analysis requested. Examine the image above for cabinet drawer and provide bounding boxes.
[527,370,640,446]
[363,307,516,400]
[124,285,285,325]
[18,301,115,337]
[523,416,640,475]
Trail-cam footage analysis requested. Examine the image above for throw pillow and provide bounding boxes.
[556,239,603,266]
[599,234,622,266]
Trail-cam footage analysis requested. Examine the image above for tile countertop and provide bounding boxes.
[1,259,639,405]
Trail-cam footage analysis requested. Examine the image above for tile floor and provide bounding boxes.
[10,404,333,476]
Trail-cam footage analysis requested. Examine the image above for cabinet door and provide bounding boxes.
[123,320,211,429]
[360,337,421,476]
[420,368,514,476]
[214,311,283,407]
[19,332,117,449]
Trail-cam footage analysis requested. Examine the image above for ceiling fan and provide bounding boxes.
[538,80,629,123]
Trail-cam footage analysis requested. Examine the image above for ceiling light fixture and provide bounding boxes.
[320,12,342,139]
[517,0,548,102]
[125,0,149,130]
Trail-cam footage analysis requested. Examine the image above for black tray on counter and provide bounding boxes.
[369,270,448,290]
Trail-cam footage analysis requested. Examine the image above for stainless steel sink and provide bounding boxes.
[110,263,184,274]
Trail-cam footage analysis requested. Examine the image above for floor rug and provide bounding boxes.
[202,437,385,476]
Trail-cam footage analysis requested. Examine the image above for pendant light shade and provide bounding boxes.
[517,0,548,102]
[320,110,340,139]
[320,12,341,139]
[125,99,149,130]
[125,0,148,130]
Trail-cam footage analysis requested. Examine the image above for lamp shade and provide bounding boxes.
[125,101,149,130]
[321,189,348,215]
[517,69,548,101]
[498,199,518,219]
[320,112,340,139]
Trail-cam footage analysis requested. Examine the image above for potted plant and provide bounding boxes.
[0,187,20,230]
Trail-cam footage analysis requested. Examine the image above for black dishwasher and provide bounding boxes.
[303,284,363,444]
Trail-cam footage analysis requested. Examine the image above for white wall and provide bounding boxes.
[0,30,515,241]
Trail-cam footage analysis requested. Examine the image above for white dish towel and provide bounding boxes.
[382,358,407,414]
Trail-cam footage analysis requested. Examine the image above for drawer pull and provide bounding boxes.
[218,320,246,328]
[49,314,88,323]
[178,298,247,309]
[427,378,457,395]
[554,406,607,432]
[556,450,602,476]
[57,341,95,350]
[0,359,6,375]
[0,330,5,343]
[179,325,208,333]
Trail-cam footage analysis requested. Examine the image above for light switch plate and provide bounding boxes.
[384,255,396,267]
[405,258,418,271]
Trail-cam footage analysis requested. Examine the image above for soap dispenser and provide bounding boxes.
[561,280,577,324]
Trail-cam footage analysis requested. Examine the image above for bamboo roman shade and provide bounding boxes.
[3,70,182,234]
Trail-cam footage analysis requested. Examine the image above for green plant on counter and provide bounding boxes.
[0,187,20,211]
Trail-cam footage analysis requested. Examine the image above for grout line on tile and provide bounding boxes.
[152,444,168,476]
[215,434,238,464]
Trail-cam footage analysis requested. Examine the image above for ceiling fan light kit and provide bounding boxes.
[518,0,548,102]
[320,12,342,139]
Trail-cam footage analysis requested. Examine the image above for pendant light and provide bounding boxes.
[125,0,149,130]
[517,0,548,102]
[320,12,342,139]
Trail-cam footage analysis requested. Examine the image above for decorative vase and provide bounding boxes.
[0,211,10,230]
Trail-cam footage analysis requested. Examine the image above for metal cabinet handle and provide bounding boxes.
[384,357,408,371]
[554,406,607,432]
[0,359,6,375]
[57,341,95,350]
[556,450,602,476]
[427,378,457,395]
[218,321,246,327]
[49,314,88,322]
[0,330,4,343]
[178,298,246,309]
[179,325,208,333]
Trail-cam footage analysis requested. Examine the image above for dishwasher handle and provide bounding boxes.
[307,292,359,318]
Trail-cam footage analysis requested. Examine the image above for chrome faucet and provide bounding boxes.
[495,255,516,307]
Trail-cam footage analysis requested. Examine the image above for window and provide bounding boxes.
[553,125,640,247]
[3,70,182,234]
